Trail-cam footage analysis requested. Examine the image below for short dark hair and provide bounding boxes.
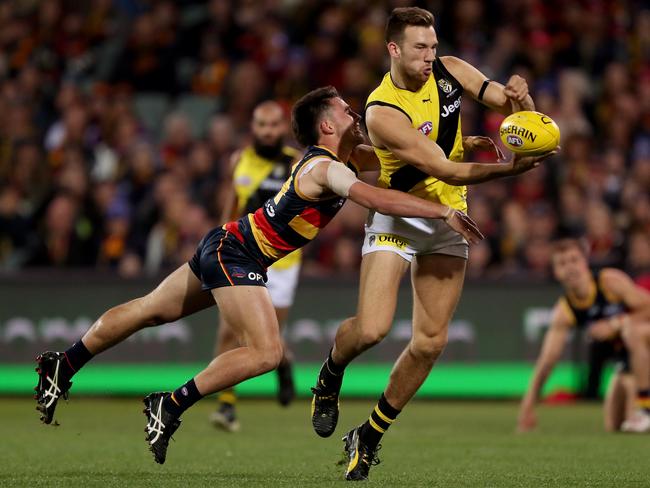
[385,7,435,44]
[551,238,588,256]
[291,86,340,147]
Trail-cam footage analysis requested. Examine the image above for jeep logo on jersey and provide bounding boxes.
[506,135,523,147]
[438,78,452,93]
[264,201,275,217]
[418,121,433,136]
[440,98,461,118]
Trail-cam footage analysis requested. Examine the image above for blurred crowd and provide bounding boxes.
[0,0,648,281]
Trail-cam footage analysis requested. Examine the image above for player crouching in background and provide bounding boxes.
[518,238,650,433]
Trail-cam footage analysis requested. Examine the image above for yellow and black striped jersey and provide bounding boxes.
[366,57,467,212]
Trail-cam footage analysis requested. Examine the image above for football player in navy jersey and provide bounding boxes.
[34,86,484,466]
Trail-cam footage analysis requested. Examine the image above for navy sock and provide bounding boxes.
[317,349,345,391]
[359,394,401,451]
[62,341,94,378]
[326,349,345,375]
[163,379,203,417]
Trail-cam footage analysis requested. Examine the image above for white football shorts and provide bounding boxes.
[362,211,469,262]
[266,262,301,308]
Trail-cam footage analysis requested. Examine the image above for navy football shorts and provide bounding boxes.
[188,227,267,290]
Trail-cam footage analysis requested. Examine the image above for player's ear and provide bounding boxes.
[319,118,335,136]
[387,41,400,58]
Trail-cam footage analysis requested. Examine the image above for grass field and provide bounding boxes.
[2,398,649,487]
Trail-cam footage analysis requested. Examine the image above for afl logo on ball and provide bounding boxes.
[506,135,523,147]
[418,121,433,136]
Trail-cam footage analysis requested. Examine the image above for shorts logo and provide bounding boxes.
[438,78,452,93]
[374,233,407,250]
[181,387,188,396]
[231,267,246,279]
[506,134,523,147]
[368,235,376,246]
[418,121,433,136]
[248,272,264,282]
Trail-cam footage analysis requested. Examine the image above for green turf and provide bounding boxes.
[2,398,649,487]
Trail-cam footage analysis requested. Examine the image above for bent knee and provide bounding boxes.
[355,316,391,347]
[359,327,389,348]
[255,342,284,373]
[410,332,448,361]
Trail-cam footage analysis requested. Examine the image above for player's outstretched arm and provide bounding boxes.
[441,56,535,114]
[366,105,555,185]
[298,158,483,244]
[518,300,572,432]
[348,180,483,244]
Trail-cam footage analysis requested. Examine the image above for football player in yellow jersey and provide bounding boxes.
[518,239,650,434]
[210,101,301,432]
[310,7,557,480]
[34,86,484,467]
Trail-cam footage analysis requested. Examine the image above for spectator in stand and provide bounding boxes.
[0,0,646,281]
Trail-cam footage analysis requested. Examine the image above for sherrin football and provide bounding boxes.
[499,111,560,156]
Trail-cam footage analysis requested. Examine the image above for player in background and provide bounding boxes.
[310,7,557,481]
[34,86,485,466]
[210,101,300,432]
[518,239,650,433]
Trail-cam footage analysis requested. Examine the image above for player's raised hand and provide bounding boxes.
[444,209,484,244]
[510,147,559,175]
[462,136,505,161]
[504,75,529,102]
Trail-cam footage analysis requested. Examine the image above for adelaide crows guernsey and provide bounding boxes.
[366,57,467,212]
[225,146,359,268]
[232,145,301,269]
